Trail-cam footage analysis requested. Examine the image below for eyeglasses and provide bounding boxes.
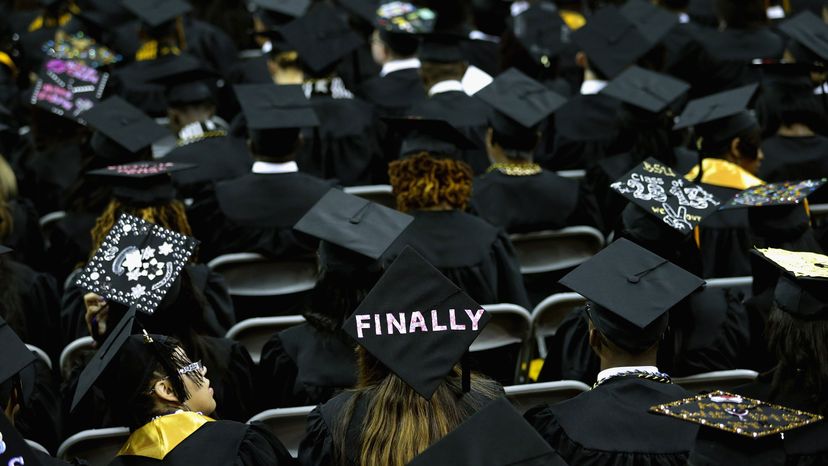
[177,360,203,375]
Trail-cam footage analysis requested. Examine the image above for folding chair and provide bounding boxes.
[509,226,605,275]
[226,316,307,364]
[554,170,586,181]
[26,344,52,371]
[343,185,396,209]
[531,293,587,358]
[207,253,318,297]
[57,427,130,466]
[704,276,753,297]
[673,369,759,393]
[60,336,95,380]
[504,380,591,414]
[470,304,533,385]
[39,211,67,248]
[26,439,50,455]
[248,406,316,458]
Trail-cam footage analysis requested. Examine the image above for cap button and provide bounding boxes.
[627,275,640,284]
[120,117,129,125]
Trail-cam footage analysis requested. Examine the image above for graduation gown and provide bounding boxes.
[759,135,828,188]
[162,133,252,199]
[257,324,357,410]
[3,258,62,360]
[525,376,698,466]
[11,136,85,216]
[691,28,785,95]
[16,358,63,454]
[108,413,294,466]
[357,68,426,118]
[187,172,336,261]
[44,211,99,284]
[4,198,47,271]
[547,93,622,171]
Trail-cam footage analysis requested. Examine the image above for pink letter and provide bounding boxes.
[449,309,466,330]
[464,309,485,330]
[374,314,382,336]
[355,314,371,338]
[387,313,406,335]
[409,311,427,333]
[431,310,447,331]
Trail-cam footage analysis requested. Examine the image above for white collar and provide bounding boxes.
[380,58,421,77]
[580,79,608,95]
[428,79,465,96]
[469,30,500,43]
[597,366,660,384]
[251,161,298,174]
[461,65,494,96]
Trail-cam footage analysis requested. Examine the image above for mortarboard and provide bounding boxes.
[511,1,569,67]
[123,0,192,28]
[338,0,378,23]
[146,54,219,107]
[250,0,311,19]
[600,66,690,114]
[619,0,679,46]
[87,161,195,205]
[418,32,467,63]
[376,1,436,55]
[476,67,567,138]
[235,84,319,130]
[294,188,413,260]
[407,397,564,466]
[559,238,705,353]
[83,96,171,155]
[40,30,123,69]
[673,84,759,145]
[778,11,828,62]
[0,413,43,466]
[720,178,827,209]
[278,3,364,75]
[384,116,477,157]
[30,58,108,125]
[753,247,828,318]
[0,317,38,405]
[342,246,491,399]
[610,158,722,235]
[570,6,653,79]
[75,213,199,315]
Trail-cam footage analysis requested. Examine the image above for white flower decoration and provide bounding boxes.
[158,242,174,256]
[130,284,146,299]
[126,269,142,281]
[122,250,143,271]
[141,247,156,260]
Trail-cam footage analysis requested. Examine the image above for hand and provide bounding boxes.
[84,293,109,341]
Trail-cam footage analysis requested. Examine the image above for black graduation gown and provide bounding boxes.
[162,135,252,199]
[547,93,622,171]
[759,135,828,187]
[4,198,47,270]
[187,172,336,261]
[45,211,99,284]
[12,137,85,216]
[742,288,777,372]
[257,324,357,410]
[382,210,530,309]
[691,28,785,95]
[525,376,698,466]
[407,89,492,174]
[108,421,294,466]
[3,258,62,360]
[471,169,601,233]
[461,38,500,77]
[356,68,426,118]
[183,17,239,79]
[16,358,63,454]
[33,450,89,466]
[696,184,752,278]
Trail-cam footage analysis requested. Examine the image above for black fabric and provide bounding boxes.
[696,184,753,278]
[356,68,426,118]
[162,136,253,199]
[547,93,622,170]
[759,135,828,188]
[3,258,62,361]
[12,138,85,215]
[44,212,97,285]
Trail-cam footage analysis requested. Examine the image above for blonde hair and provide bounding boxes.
[388,152,473,213]
[0,156,17,241]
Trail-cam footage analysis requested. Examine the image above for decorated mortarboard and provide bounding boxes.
[559,238,705,353]
[123,0,192,28]
[41,30,123,68]
[476,68,567,137]
[278,3,364,74]
[82,96,171,154]
[610,158,722,235]
[753,247,828,318]
[376,1,436,33]
[294,188,413,260]
[146,54,219,106]
[601,66,690,113]
[342,246,491,399]
[570,6,653,79]
[384,116,477,156]
[0,413,44,466]
[407,397,564,466]
[235,84,319,129]
[778,11,828,62]
[30,58,108,125]
[0,317,38,403]
[511,1,569,67]
[673,84,758,130]
[87,161,195,204]
[650,390,823,438]
[75,214,198,315]
[720,178,827,209]
[250,0,311,19]
[619,0,679,46]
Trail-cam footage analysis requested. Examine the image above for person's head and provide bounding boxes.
[248,127,303,162]
[714,0,768,29]
[655,0,691,12]
[485,126,538,163]
[138,17,187,52]
[90,198,192,257]
[615,103,679,161]
[419,60,467,90]
[620,203,704,276]
[756,80,827,137]
[371,29,420,65]
[266,48,304,85]
[167,100,216,133]
[698,118,764,175]
[586,302,664,366]
[388,152,473,212]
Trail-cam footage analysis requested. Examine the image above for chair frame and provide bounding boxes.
[248,406,316,457]
[531,292,586,359]
[26,344,52,371]
[207,253,318,297]
[225,315,307,364]
[473,304,533,384]
[343,185,396,208]
[704,276,753,290]
[57,427,130,462]
[673,369,759,392]
[504,380,591,413]
[509,226,605,275]
[60,336,95,380]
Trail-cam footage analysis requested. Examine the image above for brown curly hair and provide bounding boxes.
[388,152,473,212]
[89,199,193,258]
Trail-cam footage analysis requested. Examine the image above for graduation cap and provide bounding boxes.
[250,0,311,19]
[83,96,171,157]
[570,6,653,79]
[673,84,759,145]
[123,0,192,28]
[778,11,828,62]
[146,54,219,107]
[619,0,679,46]
[235,84,318,130]
[87,161,195,205]
[376,1,436,55]
[30,58,109,125]
[720,178,827,209]
[600,66,690,113]
[75,213,199,315]
[338,0,378,23]
[610,158,722,235]
[278,3,364,75]
[342,246,491,399]
[0,317,38,405]
[294,188,413,260]
[559,238,705,353]
[384,116,477,157]
[407,397,564,466]
[753,247,828,318]
[419,31,468,63]
[0,413,43,466]
[511,1,569,67]
[40,31,123,69]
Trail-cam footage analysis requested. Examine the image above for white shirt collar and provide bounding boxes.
[428,79,465,97]
[469,30,500,43]
[380,58,421,77]
[252,161,298,174]
[597,366,660,384]
[580,79,608,96]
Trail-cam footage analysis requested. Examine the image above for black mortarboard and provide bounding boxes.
[294,188,413,259]
[342,247,491,399]
[570,6,653,78]
[407,397,563,466]
[511,1,569,67]
[83,96,171,156]
[235,84,319,130]
[278,3,364,75]
[376,1,436,55]
[620,0,679,46]
[720,179,827,209]
[123,0,192,28]
[0,317,37,404]
[418,32,467,63]
[87,161,195,205]
[30,58,109,125]
[251,0,311,19]
[75,213,199,315]
[673,84,759,145]
[476,68,567,145]
[0,414,43,466]
[778,11,828,62]
[610,158,722,235]
[384,117,477,157]
[146,54,219,107]
[601,66,690,113]
[338,0,378,23]
[559,238,705,353]
[753,247,828,319]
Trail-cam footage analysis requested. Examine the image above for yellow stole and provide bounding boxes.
[117,412,214,460]
[684,158,765,191]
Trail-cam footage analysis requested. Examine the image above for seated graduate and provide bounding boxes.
[525,238,703,466]
[778,10,828,97]
[299,247,504,466]
[257,189,412,409]
[0,154,46,270]
[678,84,766,277]
[70,308,294,466]
[471,68,601,233]
[188,84,336,262]
[382,117,530,309]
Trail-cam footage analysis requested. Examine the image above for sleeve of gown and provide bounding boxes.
[235,422,297,466]
[524,404,562,449]
[569,179,604,232]
[297,407,335,466]
[187,191,229,262]
[257,334,302,410]
[490,232,531,309]
[200,266,237,335]
[59,279,90,347]
[15,359,63,453]
[215,342,257,422]
[22,270,62,360]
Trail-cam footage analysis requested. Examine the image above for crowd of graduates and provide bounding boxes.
[1,0,828,464]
